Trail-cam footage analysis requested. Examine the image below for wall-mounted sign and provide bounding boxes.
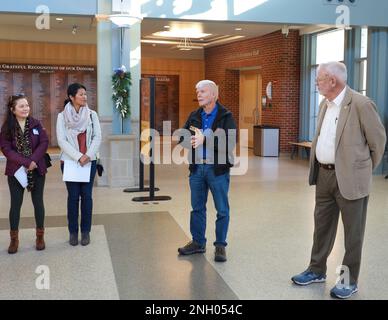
[226,50,260,61]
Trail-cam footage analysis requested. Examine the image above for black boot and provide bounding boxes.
[69,233,78,246]
[81,232,90,246]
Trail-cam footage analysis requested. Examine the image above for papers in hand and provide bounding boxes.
[63,160,91,182]
[14,166,28,188]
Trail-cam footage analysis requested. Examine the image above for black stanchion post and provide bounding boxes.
[124,77,159,193]
[133,77,171,202]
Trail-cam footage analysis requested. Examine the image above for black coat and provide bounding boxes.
[178,102,237,176]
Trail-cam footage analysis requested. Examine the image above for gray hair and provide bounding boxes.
[196,80,219,100]
[318,61,348,84]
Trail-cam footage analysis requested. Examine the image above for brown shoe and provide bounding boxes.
[36,228,45,251]
[8,230,19,254]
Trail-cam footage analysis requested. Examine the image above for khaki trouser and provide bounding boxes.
[308,167,369,285]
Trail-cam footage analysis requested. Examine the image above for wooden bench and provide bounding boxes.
[289,141,312,159]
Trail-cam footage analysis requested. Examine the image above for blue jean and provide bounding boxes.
[189,164,230,247]
[61,161,97,234]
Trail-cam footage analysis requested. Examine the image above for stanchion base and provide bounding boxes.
[132,196,171,202]
[123,187,160,193]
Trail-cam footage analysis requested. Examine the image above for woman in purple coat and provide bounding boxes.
[0,94,48,254]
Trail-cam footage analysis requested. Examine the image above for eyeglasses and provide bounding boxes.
[315,75,329,83]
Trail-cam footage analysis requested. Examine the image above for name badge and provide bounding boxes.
[32,129,39,135]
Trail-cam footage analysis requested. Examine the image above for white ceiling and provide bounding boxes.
[142,18,292,44]
[0,13,330,59]
[142,18,307,59]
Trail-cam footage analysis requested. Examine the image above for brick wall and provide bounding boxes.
[204,30,301,152]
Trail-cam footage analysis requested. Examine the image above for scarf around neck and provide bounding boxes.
[63,102,91,151]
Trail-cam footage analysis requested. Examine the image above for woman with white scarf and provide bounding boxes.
[56,83,101,246]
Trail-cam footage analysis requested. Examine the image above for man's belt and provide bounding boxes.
[319,163,335,170]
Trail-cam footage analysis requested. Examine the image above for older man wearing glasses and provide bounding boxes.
[291,61,386,299]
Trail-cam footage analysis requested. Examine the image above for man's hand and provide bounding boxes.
[191,127,205,149]
[28,161,37,171]
[79,154,91,166]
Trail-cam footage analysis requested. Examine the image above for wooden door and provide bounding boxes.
[239,71,262,148]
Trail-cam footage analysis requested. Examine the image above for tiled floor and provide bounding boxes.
[1,149,388,299]
[0,225,119,300]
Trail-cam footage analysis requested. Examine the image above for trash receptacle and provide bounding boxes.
[253,125,279,157]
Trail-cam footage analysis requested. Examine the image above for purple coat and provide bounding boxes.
[0,117,49,176]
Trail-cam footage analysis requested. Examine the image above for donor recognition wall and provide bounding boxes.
[0,63,97,146]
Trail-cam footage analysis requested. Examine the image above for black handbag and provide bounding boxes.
[97,161,104,177]
[44,153,52,168]
[90,113,104,177]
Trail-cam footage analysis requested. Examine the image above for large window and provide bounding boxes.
[308,29,345,140]
[303,27,370,142]
[357,27,368,96]
[316,29,345,64]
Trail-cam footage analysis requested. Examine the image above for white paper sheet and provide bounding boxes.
[14,166,28,188]
[63,160,91,182]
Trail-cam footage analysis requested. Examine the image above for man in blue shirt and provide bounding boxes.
[177,80,237,262]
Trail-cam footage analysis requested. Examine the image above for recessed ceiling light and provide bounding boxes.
[235,27,242,31]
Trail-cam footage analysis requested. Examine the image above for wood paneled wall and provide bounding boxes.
[0,42,204,128]
[141,57,205,127]
[0,40,97,66]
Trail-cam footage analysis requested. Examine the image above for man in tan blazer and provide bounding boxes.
[291,61,386,299]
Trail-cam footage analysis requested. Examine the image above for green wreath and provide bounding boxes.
[112,65,132,118]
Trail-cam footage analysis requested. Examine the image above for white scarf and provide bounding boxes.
[63,102,91,151]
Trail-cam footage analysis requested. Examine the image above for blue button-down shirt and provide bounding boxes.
[199,104,218,160]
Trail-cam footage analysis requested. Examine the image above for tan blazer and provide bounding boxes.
[309,86,386,200]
